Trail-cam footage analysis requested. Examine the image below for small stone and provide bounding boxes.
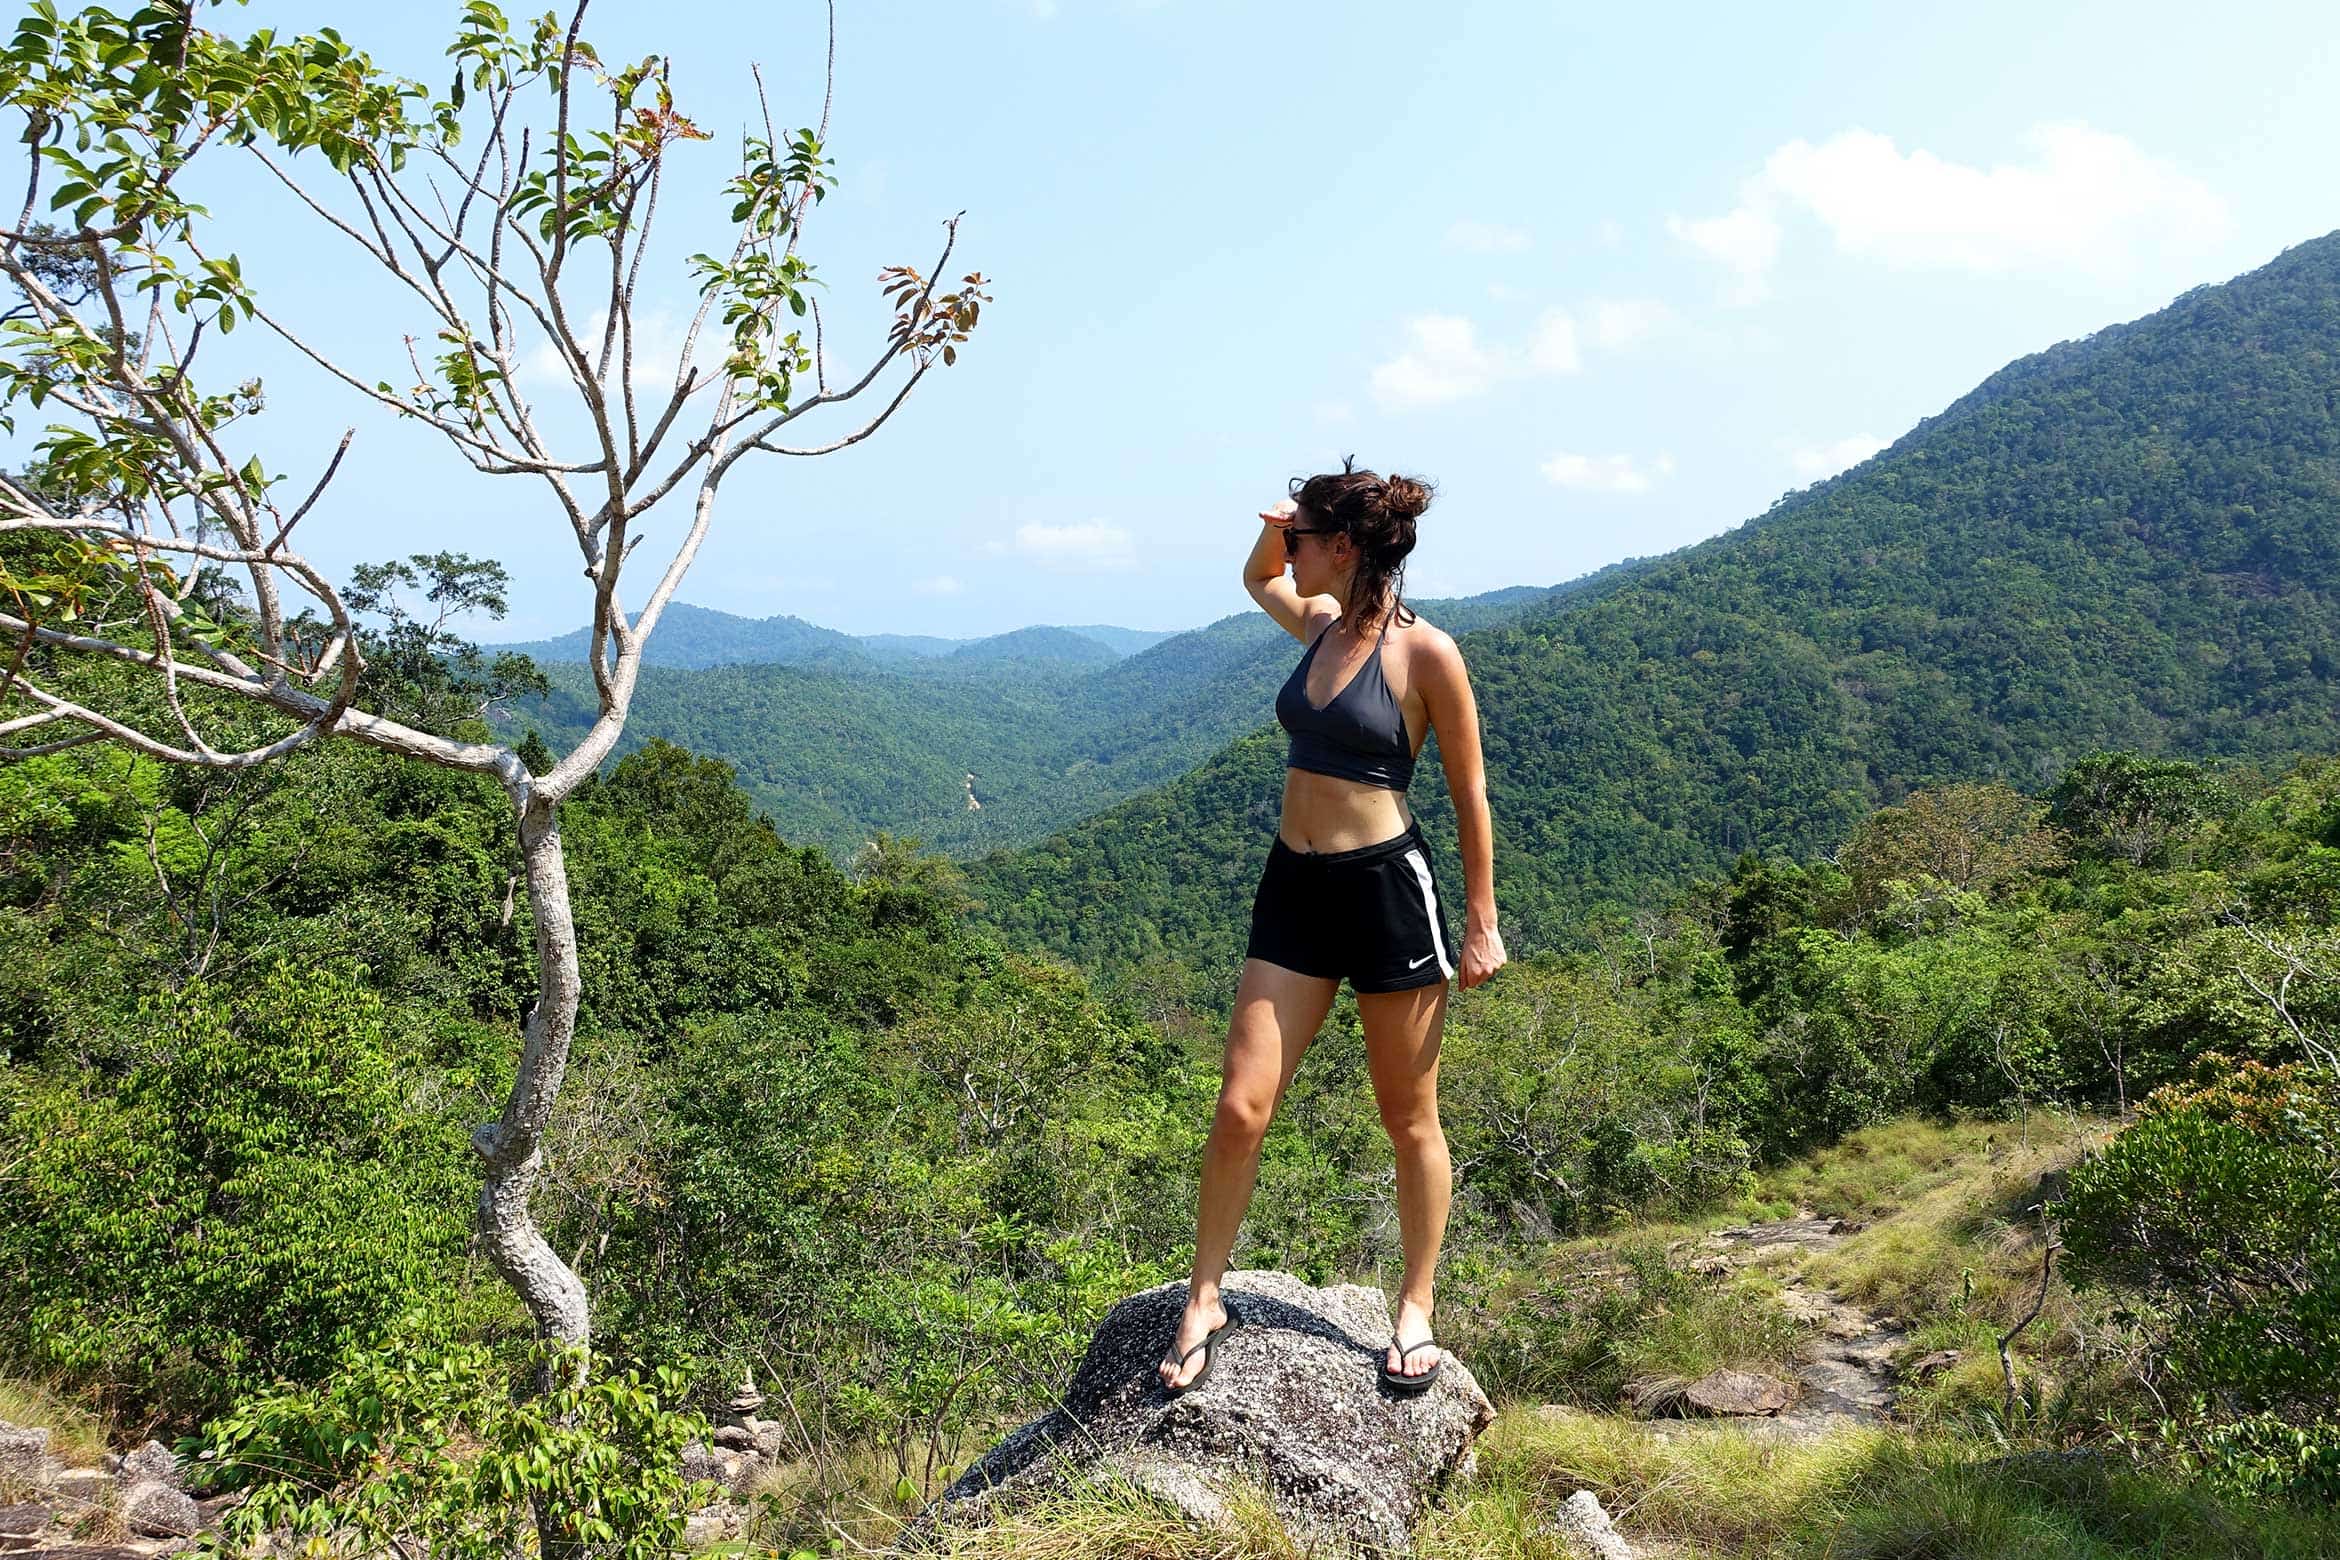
[121,1479,200,1539]
[1903,1349,1964,1381]
[121,1440,180,1490]
[681,1503,744,1546]
[1551,1489,1635,1560]
[1680,1369,1791,1417]
[711,1424,756,1451]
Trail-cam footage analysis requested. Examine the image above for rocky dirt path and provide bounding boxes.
[1676,1210,1909,1437]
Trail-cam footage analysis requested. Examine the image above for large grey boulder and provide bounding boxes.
[929,1270,1495,1554]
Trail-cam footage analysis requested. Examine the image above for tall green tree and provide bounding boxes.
[0,0,986,1350]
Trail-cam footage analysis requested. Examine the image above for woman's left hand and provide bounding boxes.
[1458,919,1507,990]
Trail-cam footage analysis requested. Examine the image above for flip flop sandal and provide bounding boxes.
[1379,1336,1444,1395]
[1161,1301,1241,1398]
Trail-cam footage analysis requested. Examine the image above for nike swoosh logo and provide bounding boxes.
[1408,953,1436,969]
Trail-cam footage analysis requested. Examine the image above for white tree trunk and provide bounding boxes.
[472,788,592,1349]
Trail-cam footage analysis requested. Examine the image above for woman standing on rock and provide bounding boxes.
[1158,458,1507,1396]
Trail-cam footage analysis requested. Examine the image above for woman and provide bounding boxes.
[1157,458,1506,1397]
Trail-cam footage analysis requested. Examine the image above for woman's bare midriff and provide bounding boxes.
[1276,767,1413,854]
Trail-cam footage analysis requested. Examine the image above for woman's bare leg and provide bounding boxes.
[1160,958,1339,1388]
[1357,980,1451,1379]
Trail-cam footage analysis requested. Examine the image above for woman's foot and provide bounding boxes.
[1158,1292,1231,1391]
[1385,1295,1438,1382]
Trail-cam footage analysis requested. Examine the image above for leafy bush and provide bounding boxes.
[0,965,474,1419]
[196,1328,710,1559]
[2057,1058,2340,1498]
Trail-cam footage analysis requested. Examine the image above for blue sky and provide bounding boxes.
[200,1,2340,639]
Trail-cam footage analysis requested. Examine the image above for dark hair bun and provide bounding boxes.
[1285,456,1435,626]
[1377,474,1431,523]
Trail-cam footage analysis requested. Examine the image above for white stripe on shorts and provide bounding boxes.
[1401,847,1454,981]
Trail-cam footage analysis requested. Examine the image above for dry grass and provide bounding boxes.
[898,1411,2340,1560]
[0,1377,109,1465]
[1756,1113,2100,1227]
[1792,1114,2106,1355]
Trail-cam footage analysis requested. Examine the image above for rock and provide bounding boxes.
[927,1270,1495,1554]
[51,1468,111,1505]
[1902,1349,1963,1382]
[679,1441,722,1486]
[711,1424,757,1452]
[1776,1287,1872,1339]
[1679,1369,1791,1417]
[121,1440,180,1490]
[120,1479,199,1539]
[1551,1489,1635,1560]
[0,1499,55,1541]
[0,1425,50,1490]
[751,1424,791,1461]
[679,1440,765,1498]
[681,1503,745,1546]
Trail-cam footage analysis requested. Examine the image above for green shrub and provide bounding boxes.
[2057,1058,2340,1499]
[0,965,474,1419]
[195,1327,711,1559]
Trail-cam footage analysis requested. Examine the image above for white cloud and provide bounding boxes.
[1539,451,1675,494]
[1671,123,2229,300]
[1369,296,1684,409]
[1788,433,1887,481]
[1369,315,1508,408]
[519,307,692,390]
[1370,310,1588,410]
[1003,519,1136,572]
[911,574,962,596]
[1666,204,1783,301]
[1528,309,1580,374]
[1588,297,1680,351]
[1445,219,1532,254]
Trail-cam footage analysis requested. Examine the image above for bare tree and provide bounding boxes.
[0,0,986,1352]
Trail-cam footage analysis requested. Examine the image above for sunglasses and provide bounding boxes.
[1282,526,1341,553]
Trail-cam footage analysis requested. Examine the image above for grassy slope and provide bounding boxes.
[834,1116,2340,1559]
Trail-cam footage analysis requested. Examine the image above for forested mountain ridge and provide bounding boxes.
[504,575,1612,858]
[970,231,2340,986]
[493,600,1179,670]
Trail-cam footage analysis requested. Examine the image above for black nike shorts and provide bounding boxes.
[1244,819,1458,994]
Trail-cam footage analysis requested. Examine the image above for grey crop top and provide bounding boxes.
[1274,616,1414,791]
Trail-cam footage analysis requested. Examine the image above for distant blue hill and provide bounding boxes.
[491,602,1181,670]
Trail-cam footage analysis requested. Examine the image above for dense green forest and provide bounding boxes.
[7,677,2336,1540]
[971,231,2340,992]
[505,581,1595,859]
